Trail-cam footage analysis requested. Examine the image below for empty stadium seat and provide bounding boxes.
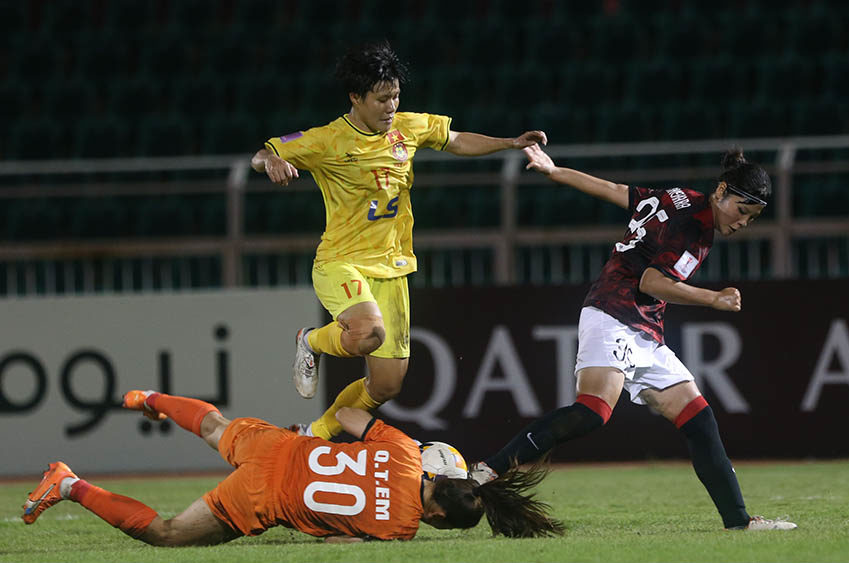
[7,117,61,160]
[68,197,131,238]
[754,56,814,104]
[784,9,841,57]
[0,82,28,124]
[74,34,131,82]
[688,57,754,105]
[727,103,791,138]
[715,12,783,58]
[74,116,128,158]
[650,13,709,61]
[136,114,193,157]
[171,73,227,121]
[44,78,94,120]
[660,102,721,141]
[593,105,652,143]
[100,0,156,33]
[590,13,646,62]
[624,61,685,104]
[199,112,261,155]
[790,101,848,137]
[822,55,849,103]
[0,3,23,35]
[558,62,622,107]
[108,77,163,117]
[3,199,62,241]
[492,64,556,110]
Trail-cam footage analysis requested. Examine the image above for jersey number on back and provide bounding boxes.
[615,196,669,253]
[304,446,368,516]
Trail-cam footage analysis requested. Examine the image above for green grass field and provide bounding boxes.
[2,460,847,563]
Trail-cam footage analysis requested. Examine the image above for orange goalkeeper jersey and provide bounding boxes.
[275,419,424,540]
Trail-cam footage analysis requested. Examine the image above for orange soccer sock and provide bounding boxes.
[70,480,158,539]
[309,377,382,439]
[307,322,357,358]
[145,393,220,437]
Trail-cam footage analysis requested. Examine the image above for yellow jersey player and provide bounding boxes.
[251,41,547,440]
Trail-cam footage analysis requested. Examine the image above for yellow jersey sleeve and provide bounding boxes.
[264,126,330,170]
[400,112,452,151]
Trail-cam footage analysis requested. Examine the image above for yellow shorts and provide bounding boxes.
[312,261,410,358]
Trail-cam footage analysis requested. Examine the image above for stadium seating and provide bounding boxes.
[1,0,848,284]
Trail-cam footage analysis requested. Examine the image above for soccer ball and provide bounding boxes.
[419,441,468,480]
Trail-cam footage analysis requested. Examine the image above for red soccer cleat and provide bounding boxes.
[22,461,78,524]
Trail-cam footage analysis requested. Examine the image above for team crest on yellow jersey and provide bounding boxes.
[386,129,405,144]
[391,142,409,162]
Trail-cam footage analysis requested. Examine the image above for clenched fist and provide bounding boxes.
[712,287,741,312]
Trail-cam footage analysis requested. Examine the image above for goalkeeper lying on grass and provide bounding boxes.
[23,391,562,543]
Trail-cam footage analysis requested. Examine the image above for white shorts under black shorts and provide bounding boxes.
[575,306,694,405]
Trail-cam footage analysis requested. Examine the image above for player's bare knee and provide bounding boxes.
[358,325,385,354]
[366,377,402,402]
[143,519,204,547]
[200,412,230,450]
[139,518,178,546]
[340,316,385,355]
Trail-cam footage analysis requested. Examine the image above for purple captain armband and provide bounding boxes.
[278,132,304,143]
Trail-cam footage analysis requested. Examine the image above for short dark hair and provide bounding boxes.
[718,147,772,203]
[334,40,409,99]
[435,459,565,538]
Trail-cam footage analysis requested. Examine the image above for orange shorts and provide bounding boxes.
[203,417,297,536]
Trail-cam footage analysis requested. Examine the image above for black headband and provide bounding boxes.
[725,183,768,206]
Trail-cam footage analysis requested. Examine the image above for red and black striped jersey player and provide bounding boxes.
[470,144,797,531]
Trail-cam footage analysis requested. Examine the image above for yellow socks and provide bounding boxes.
[310,377,381,439]
[307,322,357,358]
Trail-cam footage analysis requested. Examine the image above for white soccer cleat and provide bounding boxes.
[469,461,498,485]
[293,328,319,398]
[745,516,798,531]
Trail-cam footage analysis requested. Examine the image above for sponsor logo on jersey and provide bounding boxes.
[278,132,303,143]
[673,250,699,279]
[391,142,408,162]
[666,188,692,210]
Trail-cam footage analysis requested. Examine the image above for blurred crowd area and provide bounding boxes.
[1,0,847,293]
[1,0,848,159]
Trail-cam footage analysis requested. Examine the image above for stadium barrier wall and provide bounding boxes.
[0,289,324,477]
[326,280,849,462]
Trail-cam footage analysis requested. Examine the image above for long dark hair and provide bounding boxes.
[718,147,772,203]
[434,460,565,538]
[334,40,409,98]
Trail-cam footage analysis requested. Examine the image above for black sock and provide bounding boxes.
[485,403,604,474]
[680,405,750,528]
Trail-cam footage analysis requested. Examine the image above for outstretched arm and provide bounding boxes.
[639,268,742,311]
[444,130,547,156]
[523,144,629,209]
[335,407,375,438]
[251,148,300,186]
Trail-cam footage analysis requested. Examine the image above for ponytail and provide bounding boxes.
[476,458,565,538]
[718,146,771,205]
